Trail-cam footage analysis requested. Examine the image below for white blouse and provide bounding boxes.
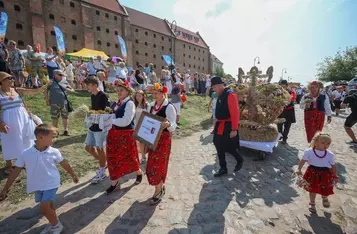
[150,99,177,132]
[112,97,135,127]
[300,94,332,116]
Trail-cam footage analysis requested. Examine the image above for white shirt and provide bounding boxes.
[94,60,107,71]
[15,146,64,193]
[45,53,57,67]
[296,88,302,95]
[300,94,332,116]
[87,62,96,75]
[65,63,74,76]
[185,73,191,84]
[98,81,104,92]
[149,99,177,132]
[205,77,211,88]
[333,90,346,101]
[112,97,135,127]
[302,148,335,168]
[116,67,128,79]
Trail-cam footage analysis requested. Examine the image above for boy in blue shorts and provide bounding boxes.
[0,124,78,234]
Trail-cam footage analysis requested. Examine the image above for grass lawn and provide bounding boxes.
[0,91,212,204]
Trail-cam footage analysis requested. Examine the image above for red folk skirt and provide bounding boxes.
[106,128,140,181]
[304,109,325,143]
[303,165,334,196]
[146,131,172,186]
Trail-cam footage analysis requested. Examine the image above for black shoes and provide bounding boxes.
[106,181,120,194]
[214,169,228,177]
[150,186,165,205]
[234,162,243,172]
[135,174,143,185]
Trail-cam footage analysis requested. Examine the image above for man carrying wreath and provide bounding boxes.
[211,76,244,177]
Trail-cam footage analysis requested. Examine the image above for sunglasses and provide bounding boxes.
[57,74,65,77]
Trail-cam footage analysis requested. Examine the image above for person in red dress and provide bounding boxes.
[300,81,332,143]
[146,83,177,204]
[106,80,143,193]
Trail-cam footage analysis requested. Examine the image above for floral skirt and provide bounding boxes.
[106,128,140,181]
[304,110,325,143]
[146,131,172,185]
[303,166,334,196]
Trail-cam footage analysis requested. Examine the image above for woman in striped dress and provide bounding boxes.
[0,72,48,174]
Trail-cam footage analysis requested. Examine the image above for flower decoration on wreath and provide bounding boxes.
[153,83,168,94]
[114,79,134,93]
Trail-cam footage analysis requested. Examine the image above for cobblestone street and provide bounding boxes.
[0,107,357,234]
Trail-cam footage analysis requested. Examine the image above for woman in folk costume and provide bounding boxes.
[106,79,143,193]
[147,83,177,204]
[300,81,332,143]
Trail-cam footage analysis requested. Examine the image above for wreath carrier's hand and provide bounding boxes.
[161,120,170,129]
[327,116,332,124]
[72,175,79,184]
[0,190,7,201]
[0,122,9,134]
[305,103,311,109]
[230,130,237,138]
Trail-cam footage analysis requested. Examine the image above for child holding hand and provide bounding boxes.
[0,124,78,234]
[296,132,338,213]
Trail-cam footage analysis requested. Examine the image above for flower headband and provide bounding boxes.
[114,79,132,91]
[153,83,168,94]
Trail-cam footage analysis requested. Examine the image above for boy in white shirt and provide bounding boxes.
[0,124,78,234]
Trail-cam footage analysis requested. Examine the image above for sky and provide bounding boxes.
[120,0,357,85]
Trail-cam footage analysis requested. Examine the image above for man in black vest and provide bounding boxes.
[211,76,244,177]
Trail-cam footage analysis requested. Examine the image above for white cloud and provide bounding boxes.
[172,0,317,84]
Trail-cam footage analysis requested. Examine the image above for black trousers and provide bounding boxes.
[277,122,292,141]
[213,133,243,171]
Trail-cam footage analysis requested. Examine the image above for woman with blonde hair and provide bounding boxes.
[300,81,332,143]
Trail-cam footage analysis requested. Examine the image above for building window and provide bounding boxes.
[198,57,200,61]
[153,54,156,59]
[114,31,118,35]
[135,39,139,44]
[18,40,24,47]
[162,66,164,69]
[199,49,201,52]
[203,58,205,62]
[97,40,102,45]
[189,55,191,58]
[154,64,156,69]
[183,54,185,57]
[105,13,109,18]
[145,42,148,46]
[194,47,196,51]
[183,63,186,67]
[194,56,196,60]
[50,30,56,36]
[203,50,205,54]
[153,34,156,38]
[183,44,186,48]
[194,65,196,68]
[106,29,110,33]
[72,35,77,40]
[14,5,21,12]
[70,1,75,7]
[162,46,164,50]
[203,67,204,71]
[189,46,191,49]
[145,31,148,36]
[115,44,119,48]
[49,14,55,20]
[136,51,139,55]
[0,1,4,8]
[162,36,164,40]
[114,16,117,21]
[135,28,139,32]
[96,10,100,16]
[71,19,76,25]
[189,64,191,68]
[145,52,148,57]
[136,62,139,66]
[198,66,201,69]
[96,26,101,31]
[16,23,23,30]
[73,49,78,52]
[107,42,110,47]
[169,48,172,52]
[169,38,171,42]
[153,44,156,48]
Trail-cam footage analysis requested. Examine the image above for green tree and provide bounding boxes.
[316,46,357,82]
[214,66,225,77]
[226,74,234,80]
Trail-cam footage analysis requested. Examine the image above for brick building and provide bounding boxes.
[1,0,212,74]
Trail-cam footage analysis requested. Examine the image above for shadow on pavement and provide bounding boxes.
[336,162,347,184]
[199,133,213,145]
[105,200,156,234]
[304,212,344,234]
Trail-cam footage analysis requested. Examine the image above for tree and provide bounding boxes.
[226,74,234,80]
[316,46,357,82]
[214,66,225,77]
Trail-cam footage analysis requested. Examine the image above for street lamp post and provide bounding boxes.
[281,68,287,81]
[170,20,177,74]
[254,56,260,66]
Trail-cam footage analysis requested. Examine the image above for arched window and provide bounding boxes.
[105,13,109,18]
[106,29,110,33]
[145,52,148,57]
[145,31,148,36]
[153,54,156,59]
[70,1,75,7]
[97,40,102,45]
[96,10,100,16]
[107,42,110,47]
[114,16,117,21]
[162,36,164,41]
[136,51,139,55]
[96,26,101,31]
[153,44,156,48]
[162,46,164,50]
[135,39,139,44]
[49,14,55,20]
[153,34,156,38]
[135,28,139,33]
[50,30,56,36]
[71,19,76,25]
[17,40,24,47]
[114,31,118,35]
[73,49,78,52]
[72,35,77,40]
[14,5,21,12]
[154,64,156,69]
[115,44,119,48]
[145,42,148,46]
[16,23,23,30]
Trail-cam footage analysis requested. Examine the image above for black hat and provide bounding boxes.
[211,76,224,86]
[279,79,288,85]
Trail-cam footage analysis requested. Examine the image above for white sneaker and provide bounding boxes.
[50,222,64,234]
[40,224,51,234]
[91,169,107,184]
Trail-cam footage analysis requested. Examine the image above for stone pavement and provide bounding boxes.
[1,107,357,234]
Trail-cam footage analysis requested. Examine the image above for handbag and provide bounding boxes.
[53,79,73,112]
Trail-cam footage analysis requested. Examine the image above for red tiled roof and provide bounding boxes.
[125,7,173,36]
[211,54,223,64]
[173,24,209,49]
[82,0,127,15]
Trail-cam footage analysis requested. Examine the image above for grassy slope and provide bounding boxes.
[0,92,211,203]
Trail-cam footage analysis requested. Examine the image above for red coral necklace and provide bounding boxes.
[313,147,327,159]
[152,101,164,114]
